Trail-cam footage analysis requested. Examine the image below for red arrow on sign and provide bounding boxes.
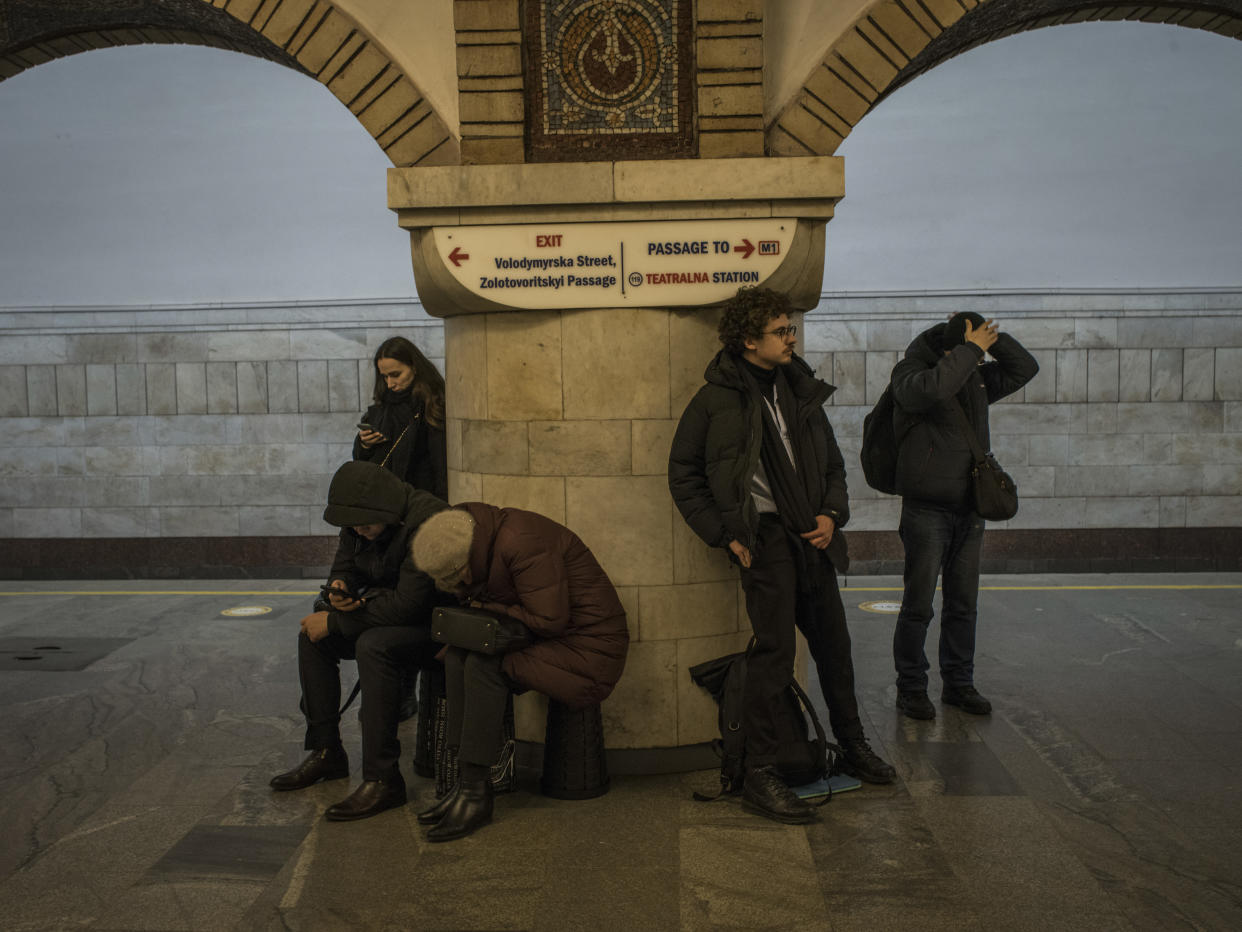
[733,239,755,259]
[448,246,470,266]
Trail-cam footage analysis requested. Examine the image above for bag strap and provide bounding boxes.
[338,679,361,715]
[378,423,412,468]
[948,398,989,466]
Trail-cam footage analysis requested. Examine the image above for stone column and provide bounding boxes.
[390,157,842,770]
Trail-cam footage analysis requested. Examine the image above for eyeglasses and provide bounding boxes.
[762,325,797,339]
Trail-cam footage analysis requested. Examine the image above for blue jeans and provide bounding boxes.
[893,500,985,693]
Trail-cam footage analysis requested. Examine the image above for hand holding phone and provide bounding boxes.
[320,581,365,611]
[357,422,387,447]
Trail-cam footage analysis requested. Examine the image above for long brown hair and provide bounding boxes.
[371,336,445,428]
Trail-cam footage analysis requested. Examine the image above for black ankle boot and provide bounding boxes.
[417,782,460,825]
[426,778,493,842]
[269,747,349,791]
[324,772,407,821]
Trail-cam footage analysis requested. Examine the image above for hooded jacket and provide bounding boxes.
[322,461,448,640]
[668,349,849,566]
[458,502,629,709]
[890,324,1039,509]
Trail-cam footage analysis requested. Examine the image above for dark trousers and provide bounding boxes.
[893,499,985,692]
[299,625,435,781]
[444,646,513,767]
[740,514,863,766]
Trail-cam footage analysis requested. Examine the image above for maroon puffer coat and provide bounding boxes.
[459,502,629,708]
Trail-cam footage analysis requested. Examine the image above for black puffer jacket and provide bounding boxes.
[891,325,1038,509]
[322,461,448,640]
[668,349,849,565]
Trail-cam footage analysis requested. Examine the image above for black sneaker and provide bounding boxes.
[839,738,896,784]
[941,685,992,715]
[741,765,817,824]
[896,690,936,720]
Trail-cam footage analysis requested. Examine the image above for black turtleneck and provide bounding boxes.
[738,355,777,401]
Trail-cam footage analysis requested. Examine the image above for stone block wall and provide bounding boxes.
[0,289,1239,577]
[806,290,1242,572]
[0,300,442,575]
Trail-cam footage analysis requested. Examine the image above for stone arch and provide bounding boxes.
[0,0,459,167]
[770,0,1242,157]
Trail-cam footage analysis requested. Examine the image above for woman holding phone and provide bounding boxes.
[354,336,447,500]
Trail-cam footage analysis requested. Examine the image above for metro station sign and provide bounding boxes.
[431,218,798,310]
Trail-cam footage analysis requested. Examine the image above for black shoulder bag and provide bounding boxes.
[949,399,1019,521]
[432,604,534,655]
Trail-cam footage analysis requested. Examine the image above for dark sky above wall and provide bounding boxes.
[0,21,1239,307]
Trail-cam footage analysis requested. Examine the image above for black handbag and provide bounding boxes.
[950,399,1019,521]
[431,604,534,655]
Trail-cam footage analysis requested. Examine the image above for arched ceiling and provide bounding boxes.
[889,1,1242,100]
[0,0,458,167]
[770,0,1242,157]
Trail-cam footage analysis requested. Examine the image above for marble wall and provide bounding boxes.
[0,290,1239,545]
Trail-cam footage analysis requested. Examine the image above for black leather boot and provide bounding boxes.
[417,782,460,826]
[269,747,349,791]
[426,778,493,842]
[324,772,407,821]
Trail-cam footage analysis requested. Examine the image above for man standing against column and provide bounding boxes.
[669,287,895,824]
[890,312,1038,720]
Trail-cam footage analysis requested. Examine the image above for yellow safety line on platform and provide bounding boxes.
[846,584,1242,592]
[0,584,1239,596]
[0,590,318,596]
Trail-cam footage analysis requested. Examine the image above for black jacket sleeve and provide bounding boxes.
[891,343,984,413]
[427,423,448,501]
[668,390,731,549]
[326,554,437,639]
[815,408,851,528]
[980,333,1039,403]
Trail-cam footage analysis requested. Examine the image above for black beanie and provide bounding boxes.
[943,312,987,349]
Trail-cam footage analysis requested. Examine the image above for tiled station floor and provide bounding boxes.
[1,574,1239,931]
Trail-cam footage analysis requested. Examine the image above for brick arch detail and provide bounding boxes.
[0,0,458,167]
[770,1,1242,157]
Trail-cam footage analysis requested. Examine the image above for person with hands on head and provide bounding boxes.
[269,460,448,822]
[889,311,1038,721]
[409,504,629,842]
[668,286,895,827]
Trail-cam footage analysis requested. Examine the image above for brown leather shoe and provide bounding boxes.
[269,747,349,791]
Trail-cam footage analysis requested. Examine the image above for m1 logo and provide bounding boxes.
[536,234,563,247]
[758,240,780,256]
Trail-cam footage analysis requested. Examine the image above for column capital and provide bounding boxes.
[388,157,843,316]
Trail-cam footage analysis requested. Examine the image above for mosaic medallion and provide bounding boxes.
[526,0,695,162]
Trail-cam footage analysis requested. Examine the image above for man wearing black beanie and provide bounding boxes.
[889,312,1038,720]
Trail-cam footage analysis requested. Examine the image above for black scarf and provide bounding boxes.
[738,358,834,594]
[366,387,422,481]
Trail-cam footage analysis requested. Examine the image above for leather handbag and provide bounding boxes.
[431,604,534,655]
[950,400,1019,521]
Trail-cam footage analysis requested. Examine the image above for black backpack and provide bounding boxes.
[689,639,841,800]
[860,385,901,495]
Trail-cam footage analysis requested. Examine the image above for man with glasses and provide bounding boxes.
[669,287,894,825]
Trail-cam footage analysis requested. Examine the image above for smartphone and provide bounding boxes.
[320,583,364,602]
[356,421,373,431]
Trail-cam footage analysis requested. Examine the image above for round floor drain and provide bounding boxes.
[859,600,902,614]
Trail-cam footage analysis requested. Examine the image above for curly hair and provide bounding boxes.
[717,287,792,354]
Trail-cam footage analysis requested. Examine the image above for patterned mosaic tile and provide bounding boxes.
[526,0,695,161]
